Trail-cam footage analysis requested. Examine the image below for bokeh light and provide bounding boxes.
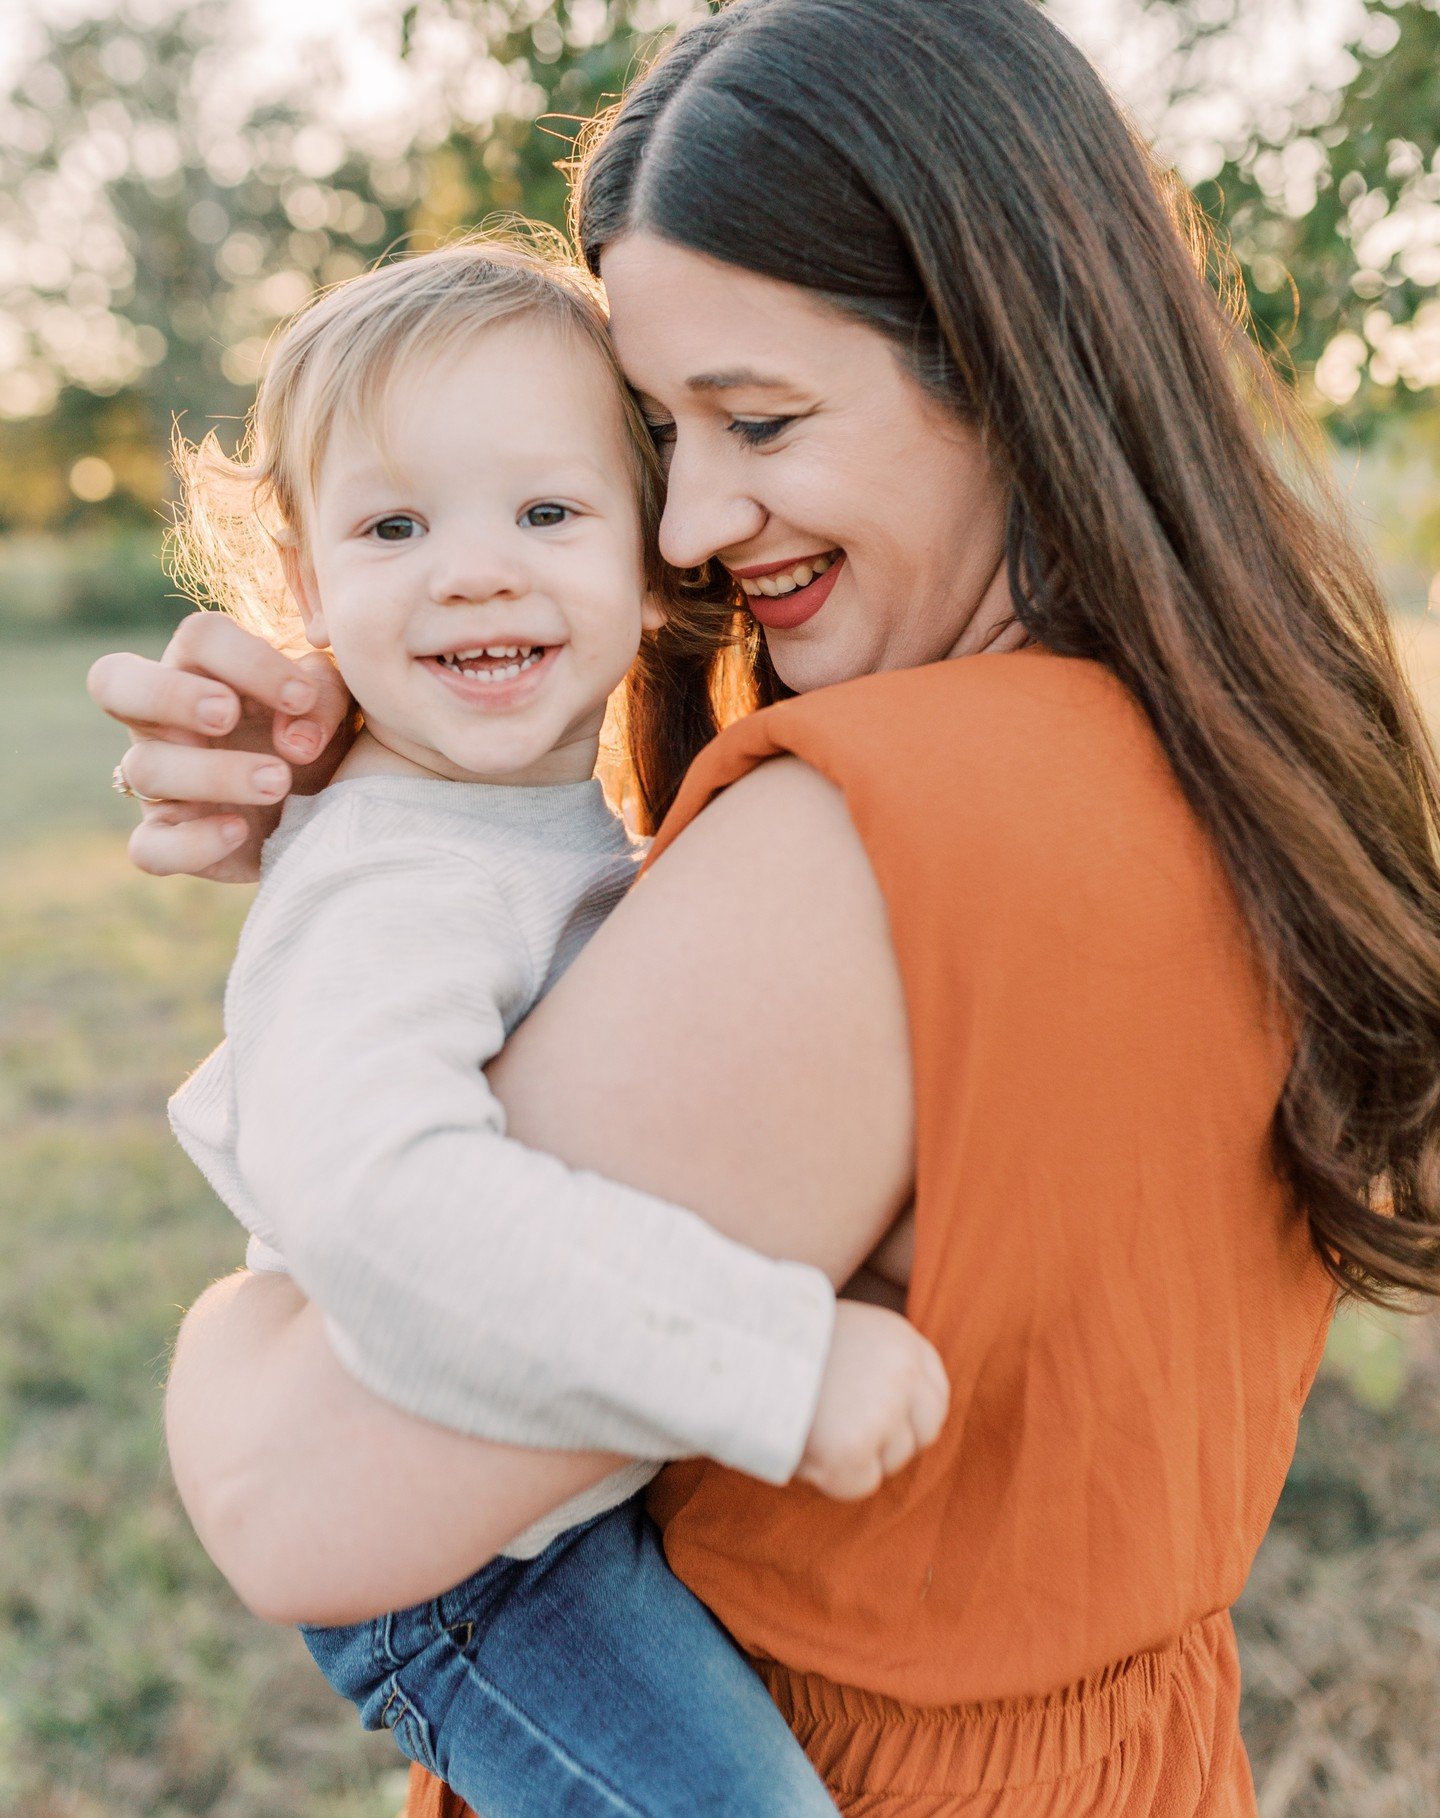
[68,454,115,500]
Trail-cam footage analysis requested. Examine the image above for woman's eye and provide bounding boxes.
[728,417,794,447]
[521,503,573,529]
[644,417,677,447]
[368,514,422,542]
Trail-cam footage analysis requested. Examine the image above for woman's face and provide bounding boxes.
[601,232,1016,692]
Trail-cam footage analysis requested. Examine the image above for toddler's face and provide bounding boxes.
[293,317,653,786]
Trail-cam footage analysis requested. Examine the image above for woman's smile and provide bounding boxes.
[727,550,841,594]
[732,552,847,630]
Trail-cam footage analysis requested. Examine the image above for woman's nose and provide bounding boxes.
[658,437,765,572]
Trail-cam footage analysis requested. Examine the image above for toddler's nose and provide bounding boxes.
[428,537,527,606]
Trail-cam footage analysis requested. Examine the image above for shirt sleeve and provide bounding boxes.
[229,836,836,1483]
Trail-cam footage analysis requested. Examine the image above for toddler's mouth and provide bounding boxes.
[428,645,547,684]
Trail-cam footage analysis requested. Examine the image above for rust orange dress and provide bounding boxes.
[406,654,1336,1816]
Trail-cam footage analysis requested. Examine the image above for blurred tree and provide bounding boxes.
[0,0,707,629]
[397,1,693,243]
[371,0,1440,447]
[0,2,422,537]
[1176,0,1440,434]
[0,0,696,550]
[0,0,1434,600]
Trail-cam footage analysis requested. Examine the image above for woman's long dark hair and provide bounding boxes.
[580,0,1440,1307]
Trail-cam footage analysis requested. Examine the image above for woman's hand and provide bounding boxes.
[87,611,353,881]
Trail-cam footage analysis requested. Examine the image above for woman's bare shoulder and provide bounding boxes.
[490,757,916,1282]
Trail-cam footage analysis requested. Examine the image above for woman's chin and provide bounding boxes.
[765,631,873,695]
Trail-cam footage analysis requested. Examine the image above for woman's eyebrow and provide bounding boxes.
[686,367,800,394]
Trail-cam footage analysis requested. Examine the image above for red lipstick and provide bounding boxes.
[743,554,846,631]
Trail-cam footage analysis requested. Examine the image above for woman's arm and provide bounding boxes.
[166,1271,622,1625]
[204,837,837,1477]
[167,758,918,1620]
[492,758,915,1276]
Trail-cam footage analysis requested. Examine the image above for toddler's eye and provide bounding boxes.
[521,503,573,529]
[368,514,422,542]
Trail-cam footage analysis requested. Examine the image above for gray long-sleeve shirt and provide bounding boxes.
[169,775,835,1557]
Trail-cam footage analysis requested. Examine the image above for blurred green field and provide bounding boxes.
[2,629,1438,1816]
[1,633,403,1818]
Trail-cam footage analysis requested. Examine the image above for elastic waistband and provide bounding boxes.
[750,1611,1236,1798]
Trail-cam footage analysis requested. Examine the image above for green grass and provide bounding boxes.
[0,632,171,856]
[0,634,403,1817]
[1,630,1437,1815]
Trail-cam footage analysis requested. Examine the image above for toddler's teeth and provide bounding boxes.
[433,644,547,684]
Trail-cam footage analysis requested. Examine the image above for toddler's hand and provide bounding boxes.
[797,1301,949,1499]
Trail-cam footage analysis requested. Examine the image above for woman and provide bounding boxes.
[91,0,1440,1810]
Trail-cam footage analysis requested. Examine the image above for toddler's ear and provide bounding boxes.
[640,589,667,633]
[280,543,329,648]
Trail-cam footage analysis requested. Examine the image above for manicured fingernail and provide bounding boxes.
[253,764,287,794]
[285,720,320,754]
[198,696,234,733]
[221,818,248,845]
[280,681,314,712]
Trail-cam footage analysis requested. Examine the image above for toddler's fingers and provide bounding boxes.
[878,1421,921,1480]
[915,1332,949,1393]
[836,1454,885,1501]
[911,1338,951,1420]
[910,1375,950,1451]
[798,1452,883,1502]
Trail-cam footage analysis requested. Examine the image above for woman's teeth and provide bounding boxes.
[738,552,839,598]
[436,645,544,682]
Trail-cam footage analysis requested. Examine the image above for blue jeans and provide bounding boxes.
[301,1494,838,1816]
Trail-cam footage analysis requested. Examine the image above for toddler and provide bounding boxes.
[168,237,948,1816]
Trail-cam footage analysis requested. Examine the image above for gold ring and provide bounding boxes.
[111,755,166,807]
